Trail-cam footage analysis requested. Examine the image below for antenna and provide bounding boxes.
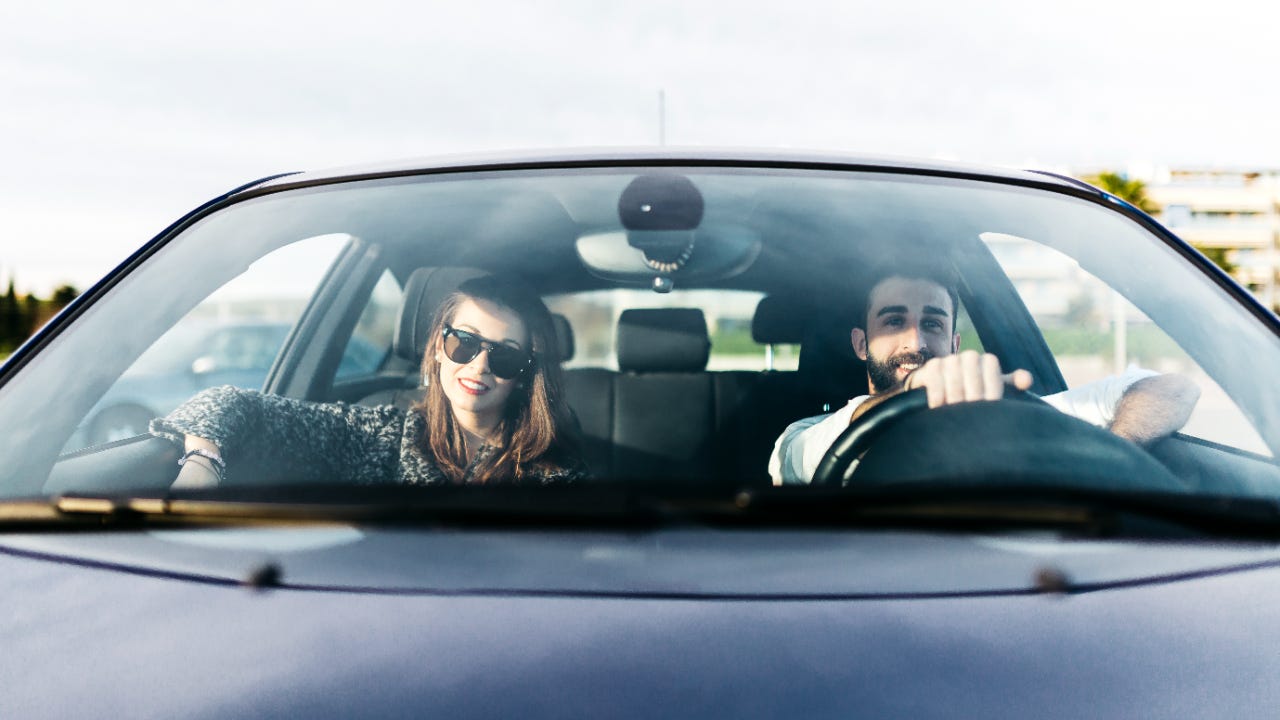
[658,89,666,146]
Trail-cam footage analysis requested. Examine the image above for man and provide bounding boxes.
[768,263,1200,485]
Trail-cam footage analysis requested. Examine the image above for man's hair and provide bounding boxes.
[855,259,961,333]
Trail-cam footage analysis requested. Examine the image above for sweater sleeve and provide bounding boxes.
[150,385,406,485]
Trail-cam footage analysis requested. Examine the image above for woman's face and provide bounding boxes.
[436,297,530,429]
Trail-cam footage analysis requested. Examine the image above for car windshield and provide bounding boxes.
[2,162,1278,511]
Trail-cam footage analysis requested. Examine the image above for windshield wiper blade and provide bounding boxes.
[3,483,1279,539]
[0,483,744,531]
[0,495,180,531]
[738,484,1280,539]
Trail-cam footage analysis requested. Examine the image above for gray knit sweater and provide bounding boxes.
[150,385,582,485]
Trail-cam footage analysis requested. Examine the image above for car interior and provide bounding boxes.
[343,267,844,487]
[28,167,1280,499]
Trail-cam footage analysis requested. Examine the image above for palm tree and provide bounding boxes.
[1083,171,1160,214]
[1083,171,1236,275]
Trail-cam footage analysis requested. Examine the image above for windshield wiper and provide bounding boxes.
[738,484,1280,539]
[0,483,745,531]
[2,483,1279,540]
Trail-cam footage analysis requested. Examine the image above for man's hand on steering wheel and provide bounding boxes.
[815,352,1041,487]
[902,350,1033,408]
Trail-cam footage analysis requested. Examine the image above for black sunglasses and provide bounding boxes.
[441,325,533,380]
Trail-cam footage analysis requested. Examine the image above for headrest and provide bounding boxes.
[394,267,488,361]
[797,314,868,405]
[551,313,574,363]
[751,295,807,345]
[616,308,710,373]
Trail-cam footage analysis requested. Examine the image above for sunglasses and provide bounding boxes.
[441,325,533,380]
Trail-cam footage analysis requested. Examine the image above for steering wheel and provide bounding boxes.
[810,388,1186,492]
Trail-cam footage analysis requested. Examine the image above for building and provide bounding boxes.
[1135,167,1280,309]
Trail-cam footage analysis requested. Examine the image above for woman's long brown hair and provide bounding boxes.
[413,276,581,483]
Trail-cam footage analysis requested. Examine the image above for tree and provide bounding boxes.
[1192,246,1238,275]
[22,293,39,336]
[0,277,79,351]
[0,277,22,351]
[1083,171,1160,214]
[30,284,81,332]
[51,284,79,306]
[1084,171,1238,276]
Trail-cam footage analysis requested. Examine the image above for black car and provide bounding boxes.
[2,150,1279,718]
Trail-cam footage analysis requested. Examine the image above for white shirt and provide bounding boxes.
[767,366,1159,485]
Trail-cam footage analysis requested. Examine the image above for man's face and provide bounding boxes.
[851,276,960,394]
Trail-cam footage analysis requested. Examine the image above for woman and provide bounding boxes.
[153,275,585,487]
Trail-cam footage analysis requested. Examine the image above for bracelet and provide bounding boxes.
[179,448,226,483]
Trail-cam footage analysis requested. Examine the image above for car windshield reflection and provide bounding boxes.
[1,158,1278,518]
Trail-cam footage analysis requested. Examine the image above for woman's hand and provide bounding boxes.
[172,435,224,489]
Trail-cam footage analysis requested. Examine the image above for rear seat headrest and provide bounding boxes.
[751,295,807,345]
[394,267,489,361]
[551,313,574,363]
[798,314,868,403]
[617,308,710,373]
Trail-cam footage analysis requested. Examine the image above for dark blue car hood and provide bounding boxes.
[3,526,1279,718]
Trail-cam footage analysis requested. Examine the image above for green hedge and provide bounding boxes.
[1040,324,1182,360]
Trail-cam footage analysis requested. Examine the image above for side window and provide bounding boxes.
[337,270,401,380]
[198,325,290,373]
[982,233,1269,456]
[70,235,350,449]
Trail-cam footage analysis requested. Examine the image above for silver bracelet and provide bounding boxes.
[179,448,226,483]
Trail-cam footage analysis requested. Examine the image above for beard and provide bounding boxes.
[865,349,935,394]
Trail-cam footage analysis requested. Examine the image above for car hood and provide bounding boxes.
[3,527,1280,718]
[2,525,1278,596]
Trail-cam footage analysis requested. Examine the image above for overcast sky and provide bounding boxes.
[5,0,1280,296]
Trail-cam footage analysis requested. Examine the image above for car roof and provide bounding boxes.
[245,147,1090,195]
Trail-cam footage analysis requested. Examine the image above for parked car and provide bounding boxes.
[2,150,1280,717]
[73,321,385,446]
